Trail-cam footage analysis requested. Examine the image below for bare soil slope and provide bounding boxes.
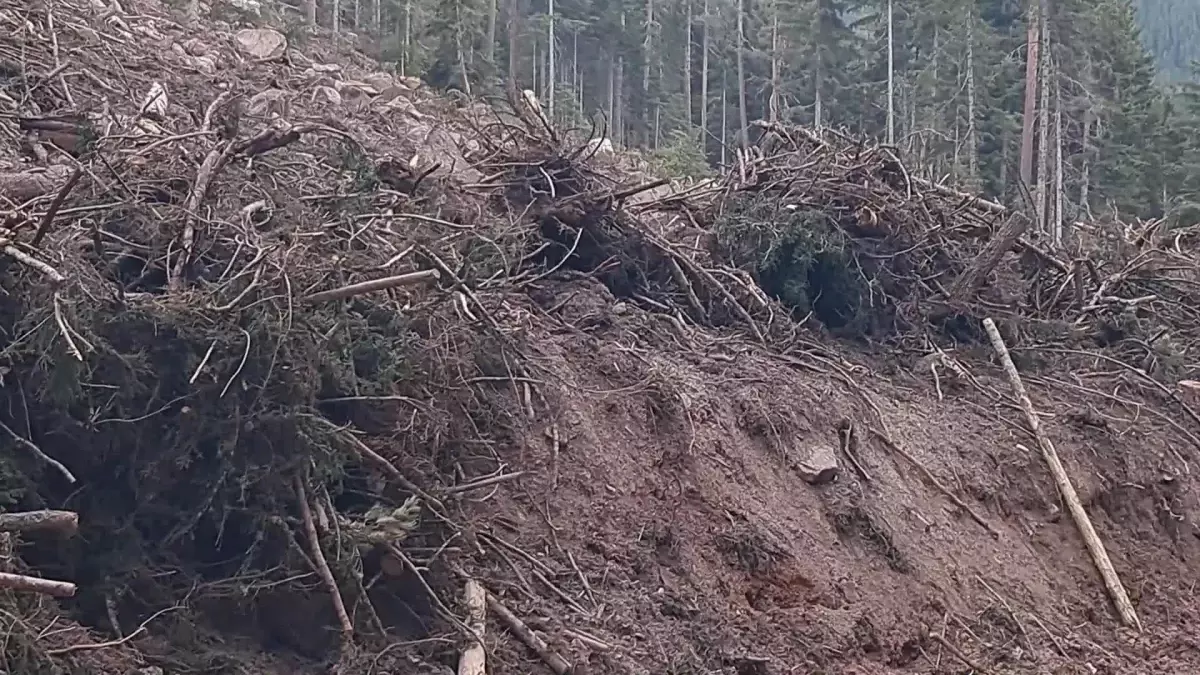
[481,280,1200,674]
[2,0,1200,674]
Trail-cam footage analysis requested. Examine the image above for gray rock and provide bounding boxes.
[796,444,839,485]
[233,27,286,61]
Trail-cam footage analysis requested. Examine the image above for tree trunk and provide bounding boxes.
[616,12,626,146]
[814,50,823,130]
[720,68,728,167]
[684,0,693,127]
[735,0,748,148]
[548,0,555,121]
[332,0,341,32]
[1053,56,1064,245]
[1080,56,1093,220]
[485,0,497,64]
[1035,0,1049,234]
[966,6,978,186]
[353,0,359,29]
[507,0,520,84]
[886,0,894,144]
[643,0,655,146]
[608,55,616,135]
[403,0,413,76]
[700,0,709,154]
[1019,0,1040,188]
[456,0,471,95]
[304,0,315,25]
[769,7,780,122]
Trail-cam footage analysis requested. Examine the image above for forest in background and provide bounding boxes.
[224,0,1200,240]
[1135,0,1200,81]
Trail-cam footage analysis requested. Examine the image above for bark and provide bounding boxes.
[0,510,78,535]
[699,0,709,153]
[951,213,1030,302]
[607,56,615,134]
[457,580,487,675]
[720,68,728,167]
[485,0,497,64]
[886,0,894,144]
[735,0,748,148]
[643,0,654,146]
[332,0,340,33]
[684,0,693,127]
[402,0,412,76]
[1035,0,1050,234]
[507,0,520,83]
[1053,56,1064,245]
[304,0,315,25]
[966,7,978,185]
[0,572,75,597]
[1019,0,1040,188]
[769,7,780,123]
[548,0,555,120]
[615,11,626,146]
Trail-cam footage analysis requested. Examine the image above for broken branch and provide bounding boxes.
[983,318,1141,631]
[0,510,78,535]
[0,571,75,597]
[294,475,354,642]
[302,269,440,304]
[457,579,486,675]
[486,591,572,675]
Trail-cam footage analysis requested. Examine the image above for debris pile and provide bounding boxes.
[1,0,1200,673]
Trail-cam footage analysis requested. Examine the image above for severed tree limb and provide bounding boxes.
[0,419,75,483]
[294,476,354,642]
[486,592,571,675]
[0,571,75,597]
[169,139,235,291]
[303,269,440,304]
[2,244,66,285]
[31,165,84,247]
[0,510,77,535]
[983,318,1141,631]
[458,579,486,675]
[949,213,1029,302]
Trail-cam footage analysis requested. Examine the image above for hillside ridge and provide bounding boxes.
[1,1,1199,674]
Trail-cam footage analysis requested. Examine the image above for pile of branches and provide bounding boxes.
[710,121,1200,429]
[0,0,545,671]
[0,0,792,672]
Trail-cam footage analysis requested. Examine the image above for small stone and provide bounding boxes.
[233,27,287,61]
[245,88,289,117]
[796,445,839,485]
[364,71,396,92]
[311,86,342,107]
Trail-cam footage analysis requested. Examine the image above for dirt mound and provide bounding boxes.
[2,0,1200,674]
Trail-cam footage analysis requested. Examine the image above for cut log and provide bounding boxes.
[0,571,76,597]
[458,579,486,675]
[950,213,1029,302]
[0,510,78,535]
[983,318,1141,631]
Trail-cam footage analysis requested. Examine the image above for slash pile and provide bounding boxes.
[0,0,1200,673]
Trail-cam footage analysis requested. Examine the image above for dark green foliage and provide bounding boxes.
[715,195,874,336]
